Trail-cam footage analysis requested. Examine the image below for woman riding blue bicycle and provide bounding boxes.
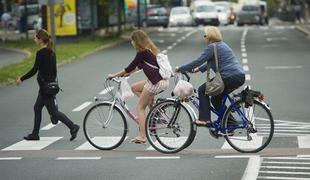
[176,26,245,128]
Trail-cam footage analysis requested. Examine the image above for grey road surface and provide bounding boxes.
[0,25,309,180]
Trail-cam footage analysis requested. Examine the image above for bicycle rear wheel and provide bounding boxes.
[146,99,195,154]
[222,99,274,153]
[83,103,128,150]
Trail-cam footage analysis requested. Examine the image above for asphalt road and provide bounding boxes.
[0,25,309,180]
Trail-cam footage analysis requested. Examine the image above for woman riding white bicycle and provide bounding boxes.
[176,26,245,128]
[108,30,169,144]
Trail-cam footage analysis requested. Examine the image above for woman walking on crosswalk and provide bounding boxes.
[15,29,79,141]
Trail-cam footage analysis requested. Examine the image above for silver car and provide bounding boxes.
[237,5,264,26]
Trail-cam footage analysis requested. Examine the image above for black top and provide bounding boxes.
[21,48,57,88]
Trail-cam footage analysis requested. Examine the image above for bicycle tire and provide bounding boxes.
[83,102,128,150]
[146,99,195,154]
[222,99,274,153]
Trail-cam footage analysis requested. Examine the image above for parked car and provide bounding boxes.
[190,1,219,26]
[237,5,265,26]
[146,6,169,28]
[169,6,193,27]
[214,1,231,25]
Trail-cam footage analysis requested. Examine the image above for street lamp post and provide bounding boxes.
[48,0,56,52]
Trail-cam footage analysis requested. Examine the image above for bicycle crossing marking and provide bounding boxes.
[257,156,310,180]
[221,136,263,149]
[2,137,62,151]
[75,136,128,150]
[298,136,310,148]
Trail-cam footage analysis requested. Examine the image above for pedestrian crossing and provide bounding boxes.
[1,135,309,152]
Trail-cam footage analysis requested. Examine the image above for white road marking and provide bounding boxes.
[260,166,310,170]
[136,156,180,160]
[167,46,173,50]
[245,74,251,81]
[41,123,59,130]
[297,155,310,157]
[0,157,22,160]
[221,136,262,149]
[72,102,92,112]
[263,157,310,160]
[99,86,114,95]
[242,53,247,58]
[75,136,128,150]
[264,66,302,70]
[162,50,168,54]
[2,137,62,151]
[259,170,310,175]
[215,155,258,158]
[241,156,260,180]
[243,65,249,71]
[257,176,310,180]
[56,157,101,160]
[147,137,188,151]
[298,136,310,148]
[242,58,248,64]
[241,48,246,52]
[262,161,310,165]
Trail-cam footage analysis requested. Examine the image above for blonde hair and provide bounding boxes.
[204,26,223,43]
[131,30,160,55]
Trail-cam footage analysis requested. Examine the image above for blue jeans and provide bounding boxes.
[198,74,245,121]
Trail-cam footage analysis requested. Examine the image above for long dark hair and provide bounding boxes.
[36,29,53,51]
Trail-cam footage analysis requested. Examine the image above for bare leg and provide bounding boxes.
[133,87,155,141]
[131,80,147,97]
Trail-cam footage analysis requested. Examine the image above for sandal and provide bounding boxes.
[130,137,147,144]
[193,120,212,127]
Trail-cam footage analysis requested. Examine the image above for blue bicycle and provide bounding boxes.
[145,72,274,154]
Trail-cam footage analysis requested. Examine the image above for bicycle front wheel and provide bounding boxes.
[83,102,128,150]
[222,99,274,153]
[146,99,195,154]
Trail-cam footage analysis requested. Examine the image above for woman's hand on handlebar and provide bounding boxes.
[191,67,199,73]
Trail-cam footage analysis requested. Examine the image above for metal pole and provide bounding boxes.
[137,0,141,28]
[24,0,28,39]
[91,0,95,40]
[49,0,56,52]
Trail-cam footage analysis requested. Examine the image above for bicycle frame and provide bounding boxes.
[96,78,139,127]
[189,92,250,133]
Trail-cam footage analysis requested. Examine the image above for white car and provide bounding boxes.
[169,7,193,27]
[190,1,219,26]
[214,1,231,25]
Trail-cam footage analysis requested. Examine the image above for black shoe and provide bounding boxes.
[24,134,40,141]
[50,116,58,125]
[70,125,80,141]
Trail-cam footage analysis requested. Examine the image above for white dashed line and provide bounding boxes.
[136,156,180,160]
[245,74,251,81]
[0,157,22,160]
[242,53,247,58]
[41,123,59,130]
[242,58,248,64]
[243,65,249,71]
[56,157,101,160]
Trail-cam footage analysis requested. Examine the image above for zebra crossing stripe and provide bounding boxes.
[146,137,188,151]
[2,137,62,151]
[75,136,128,150]
[56,157,101,160]
[221,136,263,149]
[297,136,310,148]
[241,156,260,180]
[0,157,22,160]
[72,102,92,112]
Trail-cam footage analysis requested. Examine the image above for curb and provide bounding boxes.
[295,25,310,37]
[0,47,32,59]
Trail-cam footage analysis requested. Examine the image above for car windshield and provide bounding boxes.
[171,8,189,15]
[196,5,216,12]
[149,8,167,14]
[242,6,259,11]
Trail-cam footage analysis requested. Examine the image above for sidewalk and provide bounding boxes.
[269,17,310,37]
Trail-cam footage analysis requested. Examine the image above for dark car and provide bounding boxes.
[146,7,169,28]
[237,5,265,26]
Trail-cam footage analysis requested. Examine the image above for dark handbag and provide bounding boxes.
[205,43,225,96]
[44,81,60,95]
